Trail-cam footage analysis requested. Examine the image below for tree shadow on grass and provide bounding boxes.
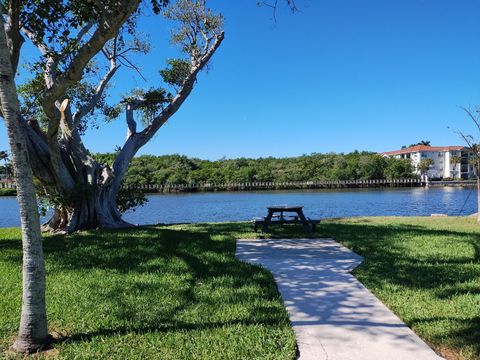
[0,224,292,349]
[316,221,480,287]
[408,316,480,359]
[1,220,479,357]
[317,220,480,359]
[53,318,283,346]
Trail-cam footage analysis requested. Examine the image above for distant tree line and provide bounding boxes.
[94,151,416,187]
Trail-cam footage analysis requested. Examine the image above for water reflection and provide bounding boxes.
[0,187,476,228]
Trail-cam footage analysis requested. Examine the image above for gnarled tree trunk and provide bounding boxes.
[23,117,134,233]
[40,181,131,233]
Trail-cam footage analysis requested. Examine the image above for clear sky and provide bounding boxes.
[1,0,479,159]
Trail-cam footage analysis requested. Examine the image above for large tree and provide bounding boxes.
[4,0,224,232]
[0,12,49,353]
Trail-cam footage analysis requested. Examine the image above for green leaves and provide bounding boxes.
[141,88,173,106]
[385,158,415,179]
[151,0,170,15]
[164,0,224,59]
[15,0,172,129]
[97,152,418,188]
[15,0,224,137]
[103,104,123,122]
[160,59,191,87]
[121,87,173,126]
[17,71,46,124]
[116,188,147,213]
[418,158,435,174]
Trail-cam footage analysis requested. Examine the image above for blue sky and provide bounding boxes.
[1,0,480,159]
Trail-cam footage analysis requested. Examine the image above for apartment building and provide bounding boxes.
[382,145,475,179]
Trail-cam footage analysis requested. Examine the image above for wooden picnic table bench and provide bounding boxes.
[252,205,320,233]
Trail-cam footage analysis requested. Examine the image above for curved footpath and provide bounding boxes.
[236,238,444,360]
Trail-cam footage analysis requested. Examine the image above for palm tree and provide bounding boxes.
[408,140,431,148]
[0,150,9,178]
[450,155,461,179]
[418,158,434,176]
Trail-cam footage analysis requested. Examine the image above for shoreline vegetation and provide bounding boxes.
[124,178,476,194]
[1,152,475,196]
[122,178,475,193]
[0,188,16,196]
[1,217,479,359]
[97,152,419,187]
[0,179,476,197]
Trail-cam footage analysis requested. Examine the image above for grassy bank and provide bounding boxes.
[0,223,296,359]
[1,217,479,359]
[318,217,480,360]
[0,188,16,196]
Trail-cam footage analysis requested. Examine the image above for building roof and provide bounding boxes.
[382,145,465,156]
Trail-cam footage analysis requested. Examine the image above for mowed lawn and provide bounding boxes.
[0,217,479,359]
[318,217,480,360]
[0,223,296,359]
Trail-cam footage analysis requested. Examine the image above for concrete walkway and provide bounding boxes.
[236,238,444,360]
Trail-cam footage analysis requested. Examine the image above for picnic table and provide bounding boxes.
[252,205,319,233]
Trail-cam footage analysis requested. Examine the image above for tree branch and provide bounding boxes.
[140,31,224,145]
[20,26,51,55]
[461,107,480,136]
[125,104,137,138]
[456,130,475,150]
[110,2,225,195]
[259,0,298,22]
[20,26,57,88]
[5,0,23,72]
[72,60,120,126]
[117,55,147,81]
[110,28,224,193]
[59,99,74,137]
[75,20,96,44]
[59,99,94,175]
[36,1,141,188]
[41,0,142,114]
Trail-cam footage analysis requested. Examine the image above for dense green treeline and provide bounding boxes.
[94,151,416,187]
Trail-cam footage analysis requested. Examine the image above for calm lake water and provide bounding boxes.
[0,187,476,228]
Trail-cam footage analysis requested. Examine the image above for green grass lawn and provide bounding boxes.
[0,223,296,359]
[318,217,480,360]
[1,217,480,359]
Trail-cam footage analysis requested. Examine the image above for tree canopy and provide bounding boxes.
[93,151,417,188]
[2,0,224,232]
